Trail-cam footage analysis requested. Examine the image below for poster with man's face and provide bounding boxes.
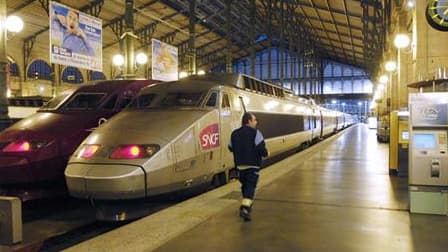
[49,1,102,72]
[151,39,178,81]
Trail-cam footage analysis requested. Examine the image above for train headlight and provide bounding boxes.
[2,140,48,152]
[77,144,101,158]
[110,144,160,159]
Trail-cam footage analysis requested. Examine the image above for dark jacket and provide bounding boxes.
[228,125,268,169]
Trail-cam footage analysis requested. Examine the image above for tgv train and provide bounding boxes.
[65,73,355,201]
[0,79,158,200]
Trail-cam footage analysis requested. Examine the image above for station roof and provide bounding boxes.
[8,0,385,73]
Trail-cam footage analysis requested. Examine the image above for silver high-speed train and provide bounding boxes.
[65,73,355,200]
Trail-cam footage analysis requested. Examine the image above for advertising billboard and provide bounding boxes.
[49,1,102,71]
[151,39,178,81]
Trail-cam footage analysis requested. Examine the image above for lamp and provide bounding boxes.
[379,75,389,83]
[393,34,410,49]
[112,54,125,67]
[135,52,148,65]
[385,61,397,72]
[6,16,24,33]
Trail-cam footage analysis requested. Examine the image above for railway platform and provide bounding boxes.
[65,124,448,252]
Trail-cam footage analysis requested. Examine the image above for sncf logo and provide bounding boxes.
[200,123,220,150]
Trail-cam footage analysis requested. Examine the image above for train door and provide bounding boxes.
[308,115,313,140]
[307,107,314,140]
[172,91,220,189]
[199,91,221,178]
[335,114,339,131]
[313,110,322,138]
[309,109,315,140]
[219,92,233,171]
[319,111,324,138]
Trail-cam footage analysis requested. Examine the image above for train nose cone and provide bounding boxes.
[65,163,146,200]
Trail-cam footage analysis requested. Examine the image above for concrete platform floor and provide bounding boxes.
[154,125,448,252]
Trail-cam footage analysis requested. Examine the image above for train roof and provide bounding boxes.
[74,79,159,93]
[150,73,313,104]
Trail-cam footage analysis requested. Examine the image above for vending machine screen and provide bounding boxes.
[413,133,436,149]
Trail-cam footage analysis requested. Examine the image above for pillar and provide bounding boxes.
[0,1,8,120]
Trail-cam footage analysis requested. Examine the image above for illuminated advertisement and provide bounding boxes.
[151,39,178,81]
[50,1,102,71]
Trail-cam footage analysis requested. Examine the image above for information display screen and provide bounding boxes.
[413,133,436,149]
[401,131,409,140]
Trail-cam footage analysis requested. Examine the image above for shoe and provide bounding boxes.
[239,206,251,222]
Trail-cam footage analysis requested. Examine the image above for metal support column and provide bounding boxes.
[320,60,324,96]
[0,1,8,121]
[225,0,233,73]
[267,0,272,81]
[23,38,34,82]
[292,53,296,92]
[304,54,308,96]
[122,0,136,78]
[50,64,56,97]
[288,7,294,91]
[188,0,196,75]
[249,0,256,76]
[295,50,299,94]
[297,57,300,94]
[279,0,284,88]
[289,21,294,91]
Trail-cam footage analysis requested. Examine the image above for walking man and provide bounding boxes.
[228,112,269,221]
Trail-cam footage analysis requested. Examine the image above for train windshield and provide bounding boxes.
[129,92,205,109]
[60,93,106,111]
[39,89,75,111]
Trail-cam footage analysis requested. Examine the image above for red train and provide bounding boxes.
[0,79,158,201]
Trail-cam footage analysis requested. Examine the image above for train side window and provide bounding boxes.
[117,97,133,110]
[255,81,260,92]
[263,84,269,94]
[128,93,156,108]
[249,79,256,91]
[206,92,217,107]
[62,93,106,111]
[244,78,250,89]
[221,93,231,109]
[276,88,283,97]
[103,95,118,110]
[257,82,262,93]
[267,86,273,95]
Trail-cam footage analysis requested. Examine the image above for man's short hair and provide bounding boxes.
[242,112,254,125]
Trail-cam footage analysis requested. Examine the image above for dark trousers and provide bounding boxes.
[238,168,260,199]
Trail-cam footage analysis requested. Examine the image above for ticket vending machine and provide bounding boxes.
[409,93,448,215]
